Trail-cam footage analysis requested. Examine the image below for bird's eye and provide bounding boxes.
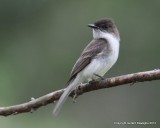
[102,25,107,29]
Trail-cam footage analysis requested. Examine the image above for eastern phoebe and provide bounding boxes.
[53,18,120,116]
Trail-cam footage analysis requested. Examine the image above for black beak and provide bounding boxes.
[88,24,98,29]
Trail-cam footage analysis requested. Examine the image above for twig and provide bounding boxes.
[0,69,160,116]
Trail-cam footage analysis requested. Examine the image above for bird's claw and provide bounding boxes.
[94,73,105,80]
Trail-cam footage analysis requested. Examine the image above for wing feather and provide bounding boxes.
[67,38,107,84]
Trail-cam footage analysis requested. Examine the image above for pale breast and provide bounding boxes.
[79,32,119,82]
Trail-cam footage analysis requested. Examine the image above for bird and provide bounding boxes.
[53,18,120,116]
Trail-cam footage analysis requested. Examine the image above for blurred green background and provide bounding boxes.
[0,0,160,128]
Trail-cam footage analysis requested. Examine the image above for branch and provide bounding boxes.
[0,69,160,116]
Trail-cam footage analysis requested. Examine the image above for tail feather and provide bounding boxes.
[53,82,75,116]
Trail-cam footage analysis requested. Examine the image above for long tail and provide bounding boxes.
[53,81,76,116]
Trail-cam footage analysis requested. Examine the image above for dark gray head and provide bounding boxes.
[88,18,120,39]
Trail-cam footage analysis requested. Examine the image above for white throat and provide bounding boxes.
[92,29,120,55]
[92,29,120,74]
[92,29,120,42]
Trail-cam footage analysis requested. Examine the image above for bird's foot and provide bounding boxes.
[72,84,83,103]
[72,92,77,103]
[93,73,105,80]
[89,79,96,84]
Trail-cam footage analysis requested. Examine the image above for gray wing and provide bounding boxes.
[67,38,108,84]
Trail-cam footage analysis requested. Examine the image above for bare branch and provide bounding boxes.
[0,69,160,116]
